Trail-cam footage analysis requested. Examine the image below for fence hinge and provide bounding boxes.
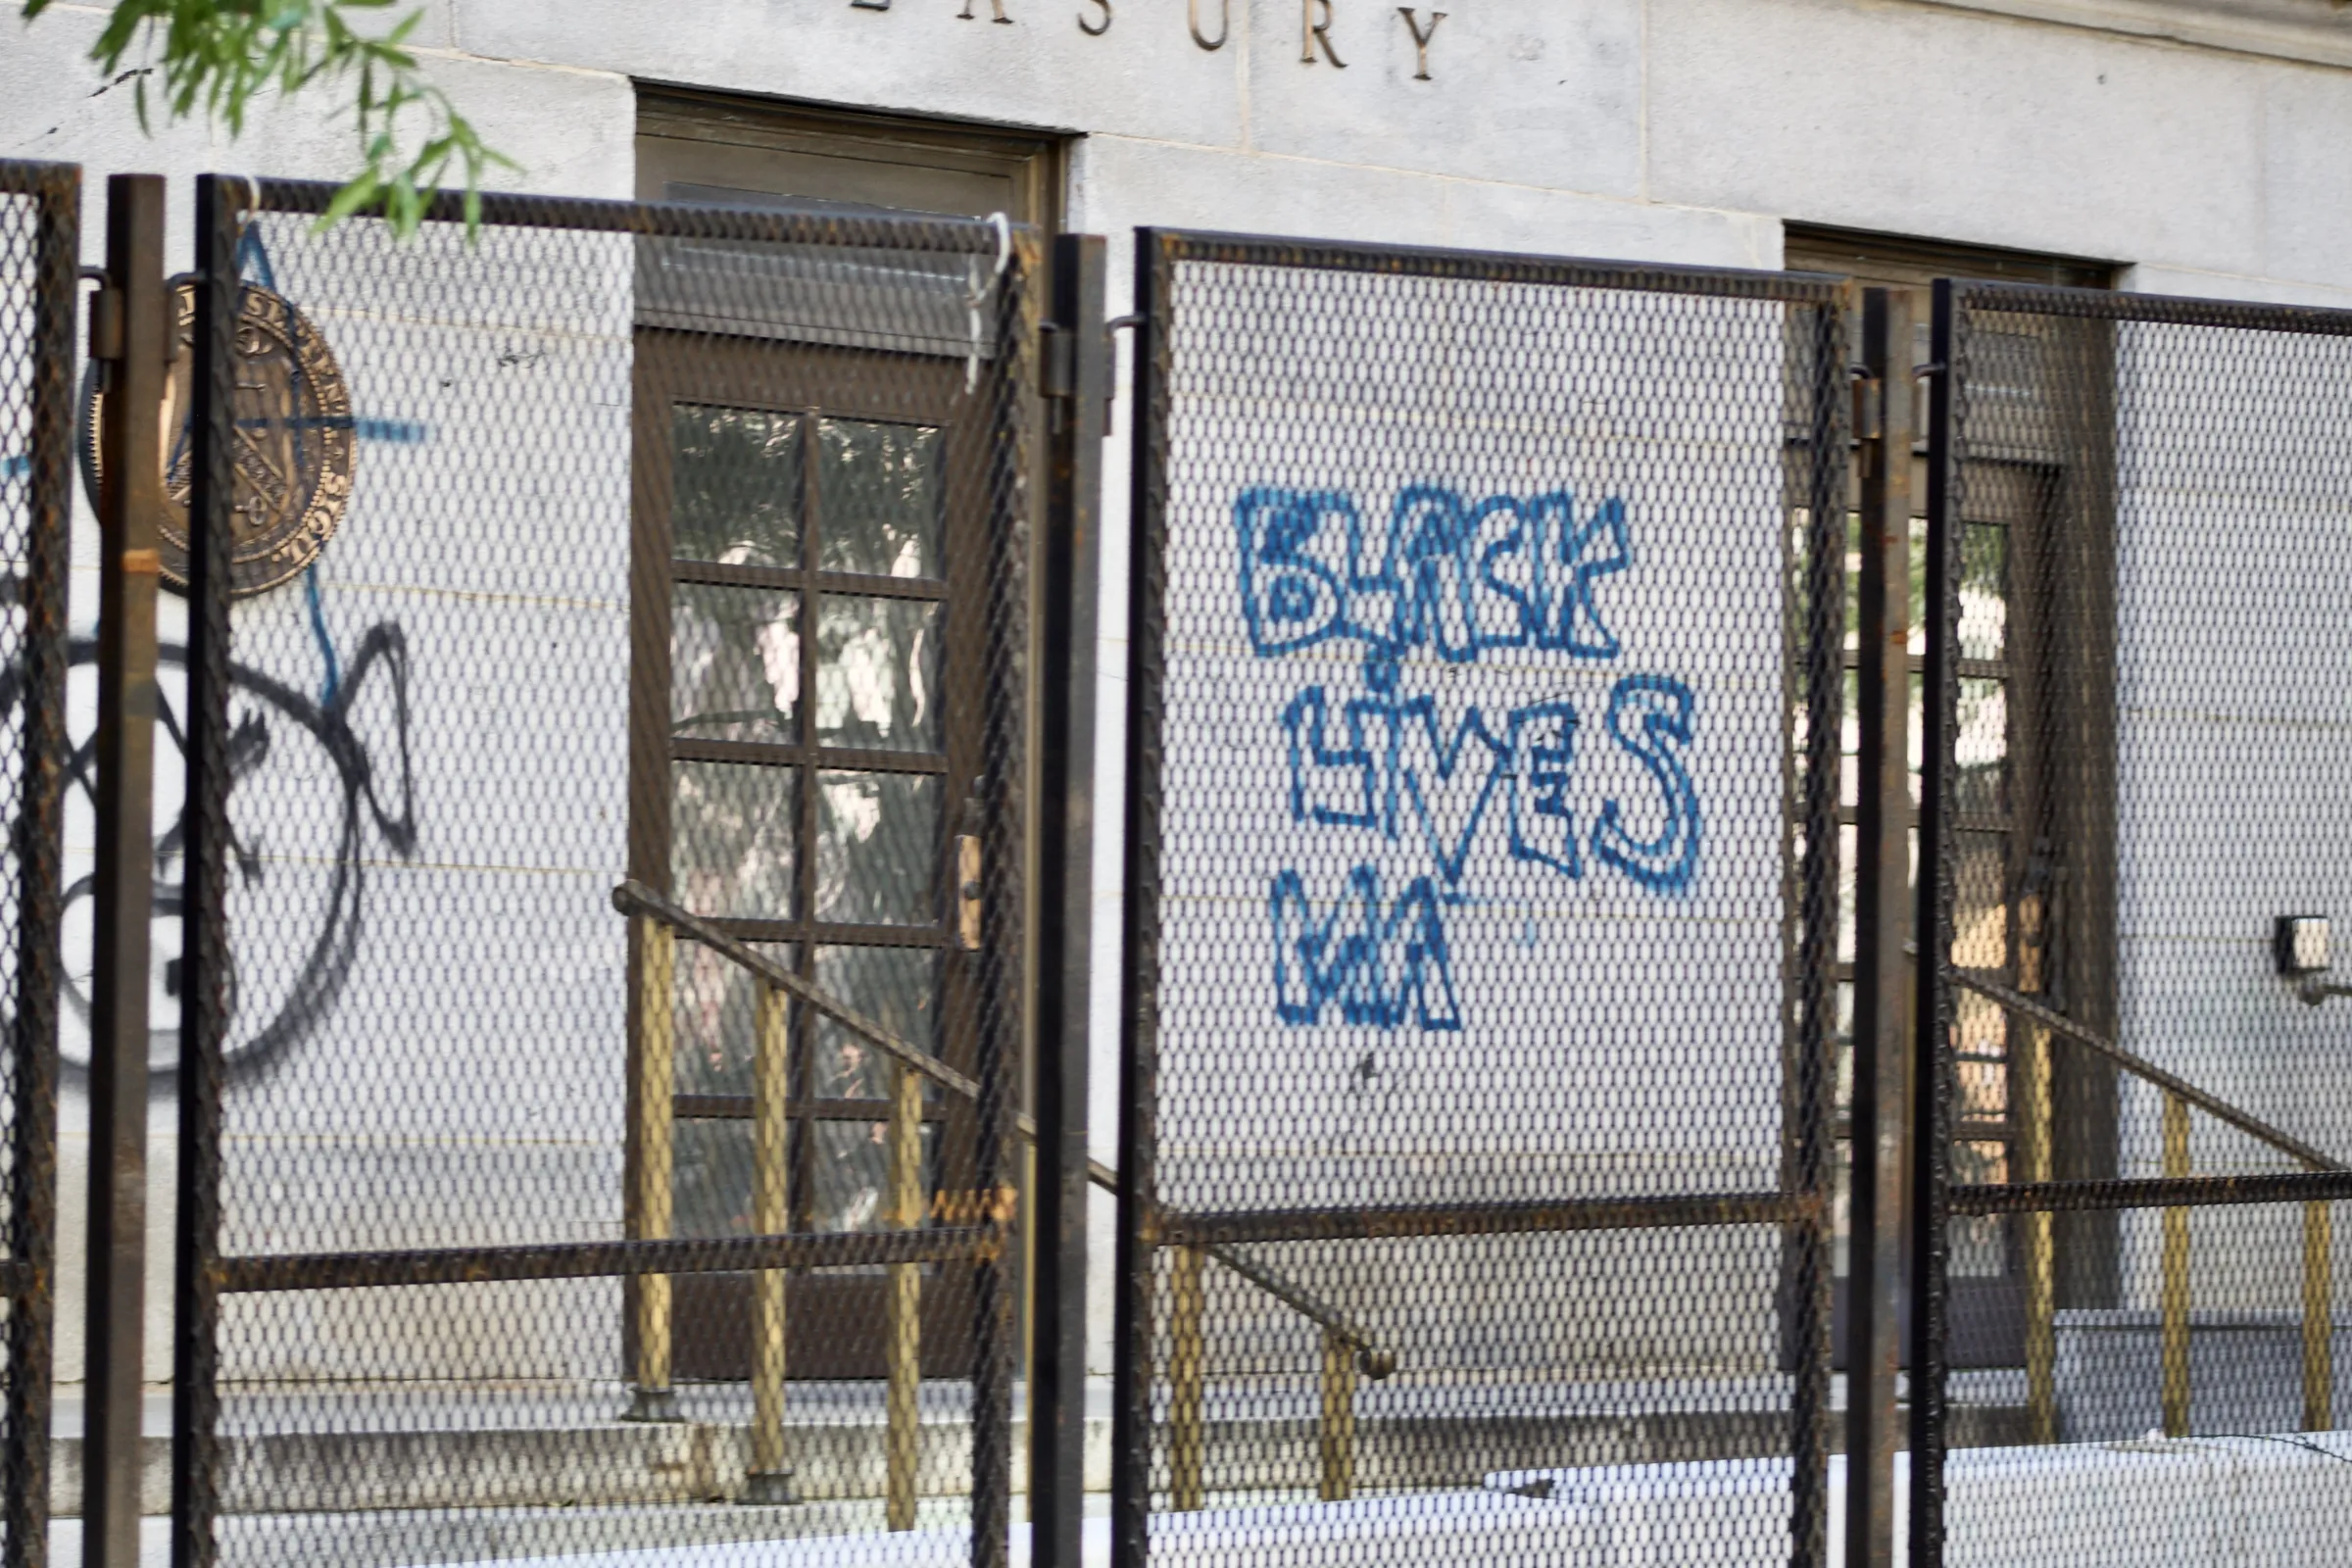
[87,280,124,365]
[1850,368,1884,444]
[1040,320,1077,401]
[956,833,983,951]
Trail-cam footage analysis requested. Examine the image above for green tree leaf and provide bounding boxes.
[17,0,514,237]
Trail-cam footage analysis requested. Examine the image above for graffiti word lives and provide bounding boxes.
[1282,672,1701,893]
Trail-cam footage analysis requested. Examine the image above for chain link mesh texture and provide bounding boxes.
[171,180,1034,1568]
[1113,231,1849,1568]
[1917,281,2352,1566]
[0,158,74,1568]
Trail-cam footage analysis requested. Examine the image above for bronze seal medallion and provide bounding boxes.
[82,278,356,597]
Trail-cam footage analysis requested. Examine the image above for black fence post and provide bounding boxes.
[0,154,78,1568]
[1032,231,1108,1568]
[84,172,168,1568]
[170,172,239,1568]
[1846,286,1916,1568]
[1108,227,1170,1568]
[1906,277,1958,1568]
[1791,282,1852,1568]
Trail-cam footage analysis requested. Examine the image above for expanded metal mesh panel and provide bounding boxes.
[173,183,1032,1568]
[1919,282,2352,1565]
[0,159,72,1568]
[1115,232,1848,1567]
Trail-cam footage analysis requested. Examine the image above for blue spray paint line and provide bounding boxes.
[354,418,429,443]
[305,564,342,710]
[239,225,430,446]
[236,221,279,290]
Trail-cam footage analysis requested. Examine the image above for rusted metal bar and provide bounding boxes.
[1032,229,1107,1568]
[1847,286,1913,1568]
[885,1059,924,1532]
[1950,1171,2352,1213]
[85,172,168,1568]
[1166,1245,1206,1513]
[624,914,679,1422]
[215,1224,995,1294]
[1317,1328,1357,1502]
[1946,967,2347,1172]
[1161,1190,1809,1247]
[2305,1201,2333,1433]
[2161,1091,2193,1437]
[743,979,797,1504]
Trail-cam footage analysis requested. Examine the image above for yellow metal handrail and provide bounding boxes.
[613,878,1392,1514]
[1948,966,2342,1438]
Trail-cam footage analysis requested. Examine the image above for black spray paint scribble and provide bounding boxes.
[2,622,417,1085]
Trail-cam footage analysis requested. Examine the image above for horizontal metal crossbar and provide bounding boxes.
[212,1225,1001,1294]
[1158,1191,1814,1247]
[1953,277,2352,337]
[1952,1172,2352,1215]
[0,157,76,198]
[243,177,1017,252]
[1945,966,2346,1171]
[1149,226,1845,304]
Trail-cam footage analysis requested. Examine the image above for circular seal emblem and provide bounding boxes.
[81,279,355,598]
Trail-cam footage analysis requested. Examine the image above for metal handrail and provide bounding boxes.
[1943,962,2341,1439]
[613,878,1395,1510]
[612,878,1394,1366]
[1946,967,2346,1173]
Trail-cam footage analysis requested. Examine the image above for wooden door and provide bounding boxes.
[630,326,993,1380]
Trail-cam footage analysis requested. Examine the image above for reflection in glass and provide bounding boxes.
[1954,678,2010,817]
[671,941,797,1097]
[675,1119,752,1239]
[1958,523,2008,662]
[809,1120,937,1234]
[673,761,797,921]
[1951,830,2010,970]
[817,417,942,578]
[1951,1142,2009,1275]
[812,946,939,1101]
[816,596,939,752]
[672,404,802,568]
[816,772,940,926]
[671,584,799,743]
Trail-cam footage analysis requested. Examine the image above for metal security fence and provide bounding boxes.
[0,158,74,1568]
[1113,231,1850,1567]
[1913,281,2352,1566]
[169,176,1036,1568]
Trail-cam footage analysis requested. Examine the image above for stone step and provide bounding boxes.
[45,1401,2028,1516]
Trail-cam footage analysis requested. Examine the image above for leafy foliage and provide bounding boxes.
[19,0,511,232]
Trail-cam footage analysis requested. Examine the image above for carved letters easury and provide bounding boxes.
[848,0,1442,79]
[1302,0,1347,66]
[1189,0,1228,50]
[1398,7,1445,78]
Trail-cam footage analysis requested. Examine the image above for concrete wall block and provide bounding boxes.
[1647,0,2269,277]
